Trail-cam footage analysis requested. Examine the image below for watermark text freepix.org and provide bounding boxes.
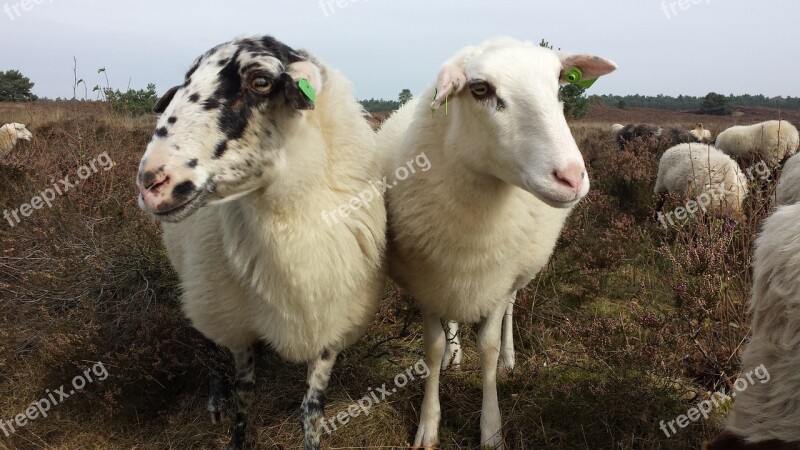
[322,359,430,434]
[660,363,770,438]
[661,0,711,19]
[657,160,771,229]
[0,362,109,437]
[318,0,368,17]
[322,152,431,227]
[3,151,114,228]
[4,0,54,21]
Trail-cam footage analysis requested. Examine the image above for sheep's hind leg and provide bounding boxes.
[301,349,337,450]
[413,314,446,449]
[227,345,256,450]
[498,294,515,375]
[442,320,462,370]
[479,300,507,449]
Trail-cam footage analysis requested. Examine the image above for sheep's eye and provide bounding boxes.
[470,80,492,98]
[249,76,272,94]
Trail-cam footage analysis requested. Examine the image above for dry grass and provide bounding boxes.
[0,102,789,449]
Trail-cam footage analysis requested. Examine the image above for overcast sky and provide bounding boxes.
[2,0,797,100]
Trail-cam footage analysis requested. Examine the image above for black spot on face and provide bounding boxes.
[217,58,229,67]
[496,97,507,111]
[168,117,177,124]
[172,180,196,202]
[155,127,168,138]
[189,93,200,103]
[203,98,221,110]
[187,158,198,168]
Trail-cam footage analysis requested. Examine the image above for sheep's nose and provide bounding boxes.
[137,169,172,210]
[553,162,585,194]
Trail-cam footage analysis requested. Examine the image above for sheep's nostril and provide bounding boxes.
[140,171,169,194]
[553,166,585,192]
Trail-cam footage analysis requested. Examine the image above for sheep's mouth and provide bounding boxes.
[151,187,211,223]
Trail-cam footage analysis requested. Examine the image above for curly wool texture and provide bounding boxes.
[715,120,800,163]
[776,153,800,206]
[724,204,800,444]
[655,143,749,217]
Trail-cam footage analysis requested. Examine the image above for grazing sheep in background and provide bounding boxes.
[776,153,800,205]
[616,123,699,152]
[654,143,749,220]
[715,120,800,164]
[135,35,386,450]
[611,123,624,135]
[378,36,616,448]
[0,123,33,158]
[704,204,800,450]
[691,123,713,142]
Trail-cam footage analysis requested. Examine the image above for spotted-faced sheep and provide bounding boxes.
[135,36,386,450]
[654,143,749,219]
[715,120,800,164]
[691,123,713,143]
[705,204,800,450]
[0,123,32,158]
[378,36,616,448]
[776,153,800,205]
[616,123,700,152]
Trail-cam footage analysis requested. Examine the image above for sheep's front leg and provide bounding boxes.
[207,340,225,424]
[498,294,516,374]
[227,345,256,450]
[301,350,337,450]
[413,314,446,449]
[479,300,507,449]
[442,320,462,370]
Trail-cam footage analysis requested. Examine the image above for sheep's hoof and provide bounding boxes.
[481,429,506,450]
[207,395,223,424]
[413,420,440,449]
[498,351,515,376]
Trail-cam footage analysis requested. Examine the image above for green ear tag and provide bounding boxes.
[565,67,598,89]
[298,79,316,103]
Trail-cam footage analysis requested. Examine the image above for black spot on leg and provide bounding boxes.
[155,127,168,138]
[187,158,198,168]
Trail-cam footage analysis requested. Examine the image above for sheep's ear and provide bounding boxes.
[558,54,617,84]
[431,63,467,111]
[153,86,180,114]
[283,60,323,111]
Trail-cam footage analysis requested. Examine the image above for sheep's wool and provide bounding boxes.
[0,124,17,157]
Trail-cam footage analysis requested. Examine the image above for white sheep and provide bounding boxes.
[611,123,624,135]
[135,36,386,450]
[776,152,800,206]
[690,123,713,143]
[705,203,800,450]
[655,143,749,221]
[0,123,32,158]
[715,120,800,163]
[378,36,617,448]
